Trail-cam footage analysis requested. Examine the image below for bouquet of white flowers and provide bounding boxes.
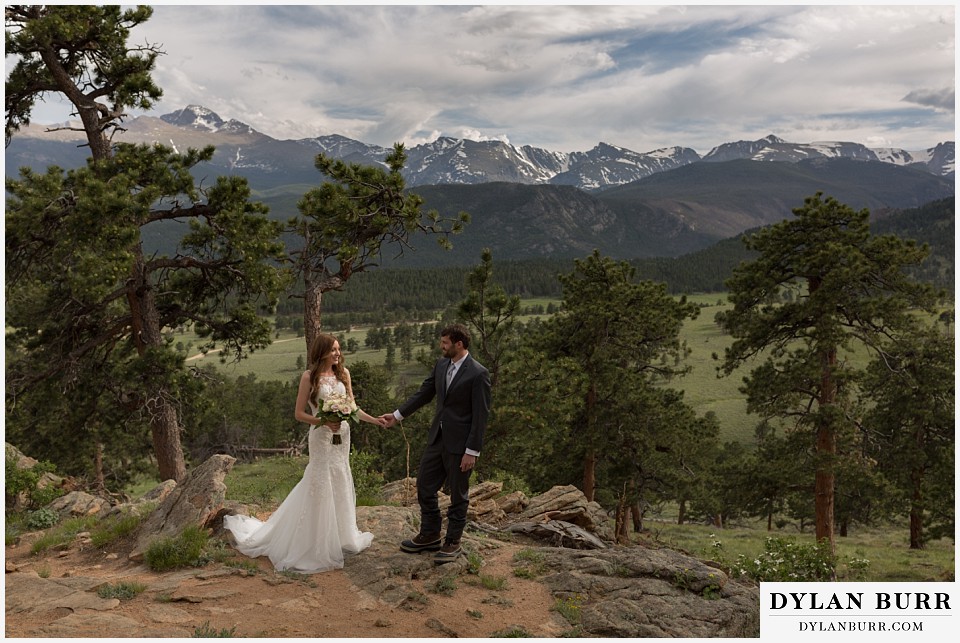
[315,393,359,445]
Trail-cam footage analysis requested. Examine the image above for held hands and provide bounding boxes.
[378,413,398,428]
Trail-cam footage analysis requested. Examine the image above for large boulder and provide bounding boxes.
[541,546,760,637]
[101,480,177,520]
[130,454,235,561]
[46,491,112,519]
[516,484,613,540]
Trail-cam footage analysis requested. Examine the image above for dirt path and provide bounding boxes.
[5,525,567,638]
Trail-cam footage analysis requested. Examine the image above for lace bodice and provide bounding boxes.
[314,375,347,412]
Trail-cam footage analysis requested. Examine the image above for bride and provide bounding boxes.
[223,333,385,573]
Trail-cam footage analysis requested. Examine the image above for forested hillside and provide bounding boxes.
[287,197,953,317]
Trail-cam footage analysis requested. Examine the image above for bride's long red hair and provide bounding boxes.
[307,333,345,406]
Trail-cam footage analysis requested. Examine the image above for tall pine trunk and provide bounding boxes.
[815,344,837,558]
[129,248,186,482]
[909,450,926,549]
[302,267,347,354]
[582,383,597,502]
[303,280,323,354]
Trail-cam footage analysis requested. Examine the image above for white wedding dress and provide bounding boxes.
[223,375,374,573]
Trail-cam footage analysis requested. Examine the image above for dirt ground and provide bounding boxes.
[5,522,569,638]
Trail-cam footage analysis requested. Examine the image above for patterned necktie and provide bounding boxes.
[446,362,456,389]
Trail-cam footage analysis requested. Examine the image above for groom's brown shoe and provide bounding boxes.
[400,532,442,553]
[433,540,462,564]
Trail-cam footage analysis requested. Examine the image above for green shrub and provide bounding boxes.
[430,575,457,596]
[5,452,61,510]
[479,574,508,591]
[553,595,584,625]
[144,525,209,572]
[491,625,532,637]
[465,549,483,574]
[728,536,836,582]
[512,548,547,578]
[350,448,385,505]
[481,469,532,497]
[25,507,60,530]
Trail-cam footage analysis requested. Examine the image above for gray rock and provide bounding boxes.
[46,490,112,519]
[5,572,120,614]
[540,546,760,638]
[130,454,235,561]
[505,519,608,549]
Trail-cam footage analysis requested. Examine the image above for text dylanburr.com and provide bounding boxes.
[761,582,954,639]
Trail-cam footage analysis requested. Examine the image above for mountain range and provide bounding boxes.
[5,104,955,265]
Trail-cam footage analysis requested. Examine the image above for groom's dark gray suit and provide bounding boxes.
[398,353,491,543]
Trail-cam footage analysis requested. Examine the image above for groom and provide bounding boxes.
[381,323,491,563]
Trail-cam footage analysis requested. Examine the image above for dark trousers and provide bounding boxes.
[417,436,472,543]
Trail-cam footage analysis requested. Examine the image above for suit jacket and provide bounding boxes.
[398,354,491,455]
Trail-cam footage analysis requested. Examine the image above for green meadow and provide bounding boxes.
[171,294,754,443]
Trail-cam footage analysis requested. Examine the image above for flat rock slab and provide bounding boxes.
[5,573,119,614]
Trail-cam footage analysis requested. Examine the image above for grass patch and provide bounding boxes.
[278,569,316,586]
[29,515,98,556]
[429,575,457,596]
[192,621,237,638]
[479,574,508,591]
[226,558,261,575]
[552,595,584,625]
[465,549,483,574]
[512,548,548,578]
[491,625,532,637]
[143,525,209,572]
[97,581,147,600]
[645,517,954,582]
[90,509,150,548]
[224,456,307,508]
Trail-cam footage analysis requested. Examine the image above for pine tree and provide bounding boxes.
[5,5,286,482]
[291,144,468,352]
[543,250,700,502]
[716,193,943,554]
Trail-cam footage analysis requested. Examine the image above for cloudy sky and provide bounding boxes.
[24,3,956,154]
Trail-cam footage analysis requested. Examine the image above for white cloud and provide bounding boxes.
[11,4,955,154]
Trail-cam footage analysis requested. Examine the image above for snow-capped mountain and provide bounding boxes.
[552,143,702,190]
[7,107,954,191]
[702,134,954,177]
[159,104,257,136]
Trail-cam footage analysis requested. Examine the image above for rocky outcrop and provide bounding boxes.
[46,491,112,519]
[7,458,759,639]
[348,504,759,638]
[541,546,760,637]
[130,454,235,561]
[382,478,611,547]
